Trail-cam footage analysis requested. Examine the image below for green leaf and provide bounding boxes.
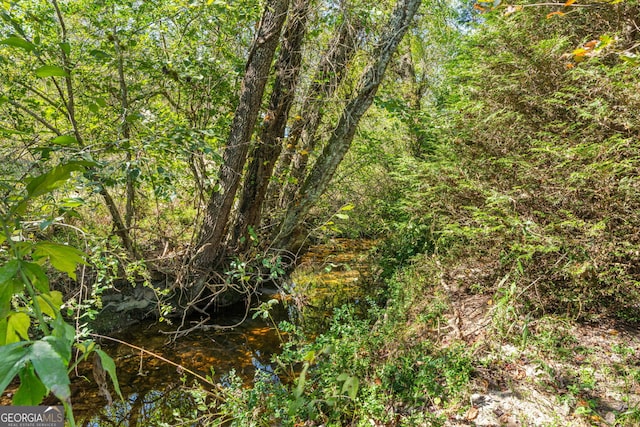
[340,375,359,400]
[0,36,35,51]
[51,315,75,347]
[35,65,68,78]
[0,277,15,319]
[43,335,72,365]
[95,349,123,401]
[0,262,21,319]
[26,162,86,200]
[14,363,47,405]
[335,213,349,220]
[0,341,29,395]
[36,291,64,319]
[0,259,19,284]
[7,312,30,343]
[59,42,71,55]
[20,262,50,293]
[89,49,111,61]
[30,340,71,402]
[51,135,78,146]
[293,363,308,399]
[0,318,6,345]
[33,242,86,280]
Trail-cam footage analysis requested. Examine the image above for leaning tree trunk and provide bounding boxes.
[273,0,423,253]
[194,0,290,271]
[231,0,311,251]
[273,16,361,211]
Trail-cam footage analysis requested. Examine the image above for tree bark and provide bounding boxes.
[273,0,422,253]
[231,0,311,251]
[274,16,361,210]
[194,0,289,270]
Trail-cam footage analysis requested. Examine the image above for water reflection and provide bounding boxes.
[74,308,284,426]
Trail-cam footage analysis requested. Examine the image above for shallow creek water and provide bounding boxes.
[0,239,375,426]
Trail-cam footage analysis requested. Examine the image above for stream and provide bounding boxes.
[1,239,375,426]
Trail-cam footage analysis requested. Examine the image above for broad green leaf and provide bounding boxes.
[0,36,35,51]
[33,242,86,280]
[340,204,355,211]
[340,375,359,399]
[335,213,349,220]
[0,318,6,345]
[20,262,50,293]
[89,49,111,61]
[293,363,308,399]
[26,162,86,200]
[43,335,72,365]
[36,291,64,319]
[30,340,71,402]
[0,259,19,284]
[7,312,30,343]
[51,315,75,346]
[59,42,70,55]
[35,65,68,78]
[14,363,47,405]
[0,341,29,395]
[51,135,78,146]
[0,275,15,319]
[95,349,123,401]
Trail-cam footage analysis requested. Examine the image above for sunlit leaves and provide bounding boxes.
[0,36,35,52]
[33,242,86,279]
[25,162,86,200]
[6,312,30,343]
[36,291,64,319]
[35,65,68,78]
[50,135,78,146]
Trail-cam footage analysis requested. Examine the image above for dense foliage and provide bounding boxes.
[1,0,640,424]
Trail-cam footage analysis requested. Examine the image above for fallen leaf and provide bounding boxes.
[546,11,565,19]
[465,406,479,421]
[583,39,598,49]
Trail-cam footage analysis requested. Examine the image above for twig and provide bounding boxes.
[89,333,220,389]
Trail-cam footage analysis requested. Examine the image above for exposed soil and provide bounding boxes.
[439,290,640,426]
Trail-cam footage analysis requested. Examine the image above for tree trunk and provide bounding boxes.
[113,33,135,231]
[194,0,290,270]
[53,0,139,259]
[231,0,311,251]
[273,0,423,253]
[274,16,361,211]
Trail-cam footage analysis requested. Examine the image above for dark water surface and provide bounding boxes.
[74,307,283,426]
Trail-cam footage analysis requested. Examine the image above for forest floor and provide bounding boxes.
[434,290,640,426]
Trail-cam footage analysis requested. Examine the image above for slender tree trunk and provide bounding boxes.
[231,0,311,251]
[194,0,290,270]
[53,0,138,259]
[273,0,422,253]
[274,16,361,210]
[113,33,135,231]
